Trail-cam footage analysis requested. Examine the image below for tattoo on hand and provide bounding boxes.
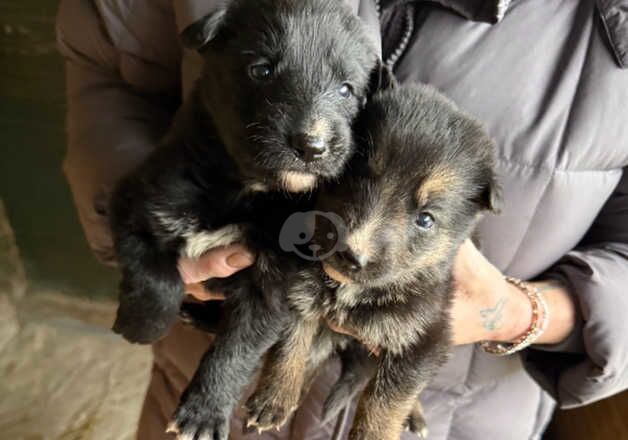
[480,297,508,331]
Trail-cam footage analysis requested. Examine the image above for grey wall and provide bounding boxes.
[0,0,117,298]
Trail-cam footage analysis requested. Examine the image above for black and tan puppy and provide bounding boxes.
[245,84,500,439]
[108,0,378,439]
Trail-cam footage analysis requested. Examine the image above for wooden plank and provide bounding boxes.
[545,391,628,440]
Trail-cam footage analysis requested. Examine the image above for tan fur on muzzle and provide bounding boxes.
[279,171,317,192]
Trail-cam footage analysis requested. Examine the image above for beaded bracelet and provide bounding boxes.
[479,276,549,356]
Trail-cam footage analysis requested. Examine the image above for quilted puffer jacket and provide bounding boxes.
[57,1,628,438]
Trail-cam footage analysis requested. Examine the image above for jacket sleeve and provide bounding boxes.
[523,167,628,408]
[56,0,182,264]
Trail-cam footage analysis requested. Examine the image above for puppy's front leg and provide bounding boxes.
[322,343,378,423]
[170,282,289,440]
[349,359,423,440]
[349,333,449,440]
[246,318,320,432]
[111,211,184,344]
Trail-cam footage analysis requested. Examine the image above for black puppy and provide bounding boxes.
[245,84,500,439]
[108,0,378,439]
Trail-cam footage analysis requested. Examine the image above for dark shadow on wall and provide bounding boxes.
[0,0,117,298]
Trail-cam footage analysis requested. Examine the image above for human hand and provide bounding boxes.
[449,240,531,345]
[178,244,254,301]
[450,240,577,346]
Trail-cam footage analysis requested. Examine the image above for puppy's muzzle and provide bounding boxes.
[336,249,368,272]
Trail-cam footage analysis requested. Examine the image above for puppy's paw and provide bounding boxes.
[114,277,181,344]
[169,396,230,440]
[404,404,428,439]
[112,312,171,344]
[178,302,223,334]
[347,428,390,440]
[245,389,298,433]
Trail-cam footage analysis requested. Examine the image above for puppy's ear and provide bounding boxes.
[180,9,227,51]
[368,60,397,95]
[479,173,502,213]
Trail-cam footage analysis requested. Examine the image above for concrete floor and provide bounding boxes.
[0,201,152,440]
[0,2,152,437]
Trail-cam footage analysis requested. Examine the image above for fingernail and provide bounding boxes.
[226,252,254,269]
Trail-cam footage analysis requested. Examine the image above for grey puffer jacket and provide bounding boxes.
[57,1,628,439]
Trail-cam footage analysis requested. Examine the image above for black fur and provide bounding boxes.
[185,0,379,186]
[244,84,500,439]
[108,1,378,439]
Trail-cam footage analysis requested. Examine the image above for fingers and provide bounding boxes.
[326,319,381,356]
[178,244,255,284]
[184,283,226,301]
[326,319,353,337]
[178,245,254,301]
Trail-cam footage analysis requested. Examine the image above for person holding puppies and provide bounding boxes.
[58,0,628,439]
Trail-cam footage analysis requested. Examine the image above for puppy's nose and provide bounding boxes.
[291,134,327,162]
[337,249,368,272]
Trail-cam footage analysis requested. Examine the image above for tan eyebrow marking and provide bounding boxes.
[415,167,459,206]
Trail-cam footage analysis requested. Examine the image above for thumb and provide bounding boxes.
[178,244,255,283]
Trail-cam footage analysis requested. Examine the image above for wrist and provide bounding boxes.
[528,280,576,345]
[480,277,551,356]
[455,264,532,345]
[487,277,533,342]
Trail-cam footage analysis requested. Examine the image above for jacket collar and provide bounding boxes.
[426,0,628,68]
[422,0,513,24]
[174,0,628,69]
[597,0,628,68]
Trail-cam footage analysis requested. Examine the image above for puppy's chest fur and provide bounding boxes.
[288,270,451,355]
[151,188,294,260]
[138,96,312,262]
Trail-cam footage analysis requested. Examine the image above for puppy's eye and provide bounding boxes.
[339,83,353,98]
[249,63,273,80]
[415,212,434,230]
